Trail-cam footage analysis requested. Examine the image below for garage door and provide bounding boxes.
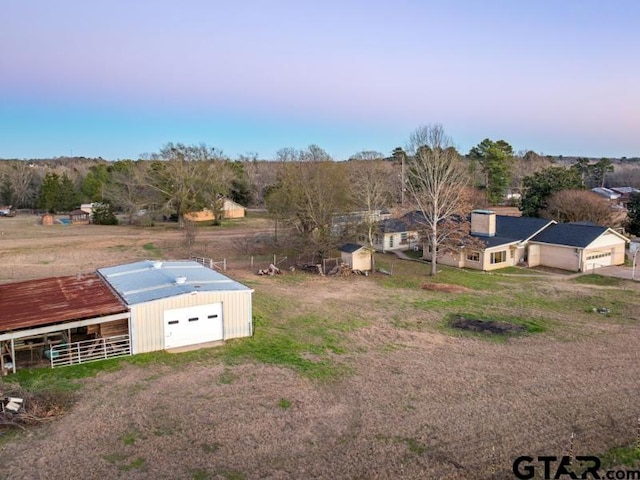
[584,250,613,270]
[163,303,223,349]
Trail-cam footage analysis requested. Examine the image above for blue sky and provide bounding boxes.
[1,1,638,160]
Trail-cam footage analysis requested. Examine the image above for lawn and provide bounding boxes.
[1,219,640,478]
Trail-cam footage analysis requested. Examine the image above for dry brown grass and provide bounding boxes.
[0,214,639,479]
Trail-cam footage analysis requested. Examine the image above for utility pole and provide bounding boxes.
[631,240,639,281]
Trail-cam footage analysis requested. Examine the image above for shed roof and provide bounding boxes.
[0,274,128,333]
[69,209,90,216]
[339,243,366,254]
[98,260,252,305]
[531,223,623,248]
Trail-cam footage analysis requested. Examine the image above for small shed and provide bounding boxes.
[221,199,246,219]
[339,243,372,272]
[41,213,55,225]
[184,199,246,222]
[98,260,253,353]
[69,209,90,225]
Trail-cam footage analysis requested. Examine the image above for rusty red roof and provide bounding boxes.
[0,274,127,332]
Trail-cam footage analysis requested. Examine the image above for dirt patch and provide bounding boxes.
[421,283,472,293]
[449,315,527,334]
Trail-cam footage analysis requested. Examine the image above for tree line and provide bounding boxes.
[1,135,639,258]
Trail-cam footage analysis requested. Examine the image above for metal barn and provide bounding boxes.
[0,274,131,374]
[98,260,253,354]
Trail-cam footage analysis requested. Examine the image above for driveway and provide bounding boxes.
[593,265,638,281]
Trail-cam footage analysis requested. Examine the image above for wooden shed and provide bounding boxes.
[69,209,90,224]
[98,260,253,353]
[339,244,373,272]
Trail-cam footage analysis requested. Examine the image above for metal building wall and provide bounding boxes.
[130,290,253,354]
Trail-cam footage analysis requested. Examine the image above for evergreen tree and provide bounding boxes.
[520,167,583,217]
[58,173,80,211]
[468,139,514,204]
[92,202,118,225]
[38,172,61,213]
[627,192,640,237]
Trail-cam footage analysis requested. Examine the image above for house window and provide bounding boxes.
[389,235,395,248]
[466,251,480,262]
[427,245,439,253]
[400,232,408,244]
[358,234,366,243]
[490,251,507,264]
[374,234,380,245]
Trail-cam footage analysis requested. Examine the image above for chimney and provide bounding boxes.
[471,210,496,237]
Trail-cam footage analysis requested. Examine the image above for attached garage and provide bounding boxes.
[531,223,628,272]
[98,260,253,354]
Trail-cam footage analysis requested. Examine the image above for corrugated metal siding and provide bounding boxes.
[131,290,252,354]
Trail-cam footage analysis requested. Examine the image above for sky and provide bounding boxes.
[1,0,639,160]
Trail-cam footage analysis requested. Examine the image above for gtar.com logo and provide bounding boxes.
[512,455,640,479]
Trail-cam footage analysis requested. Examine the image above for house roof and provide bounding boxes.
[98,260,252,305]
[69,209,89,216]
[474,216,554,248]
[378,211,427,233]
[531,223,623,248]
[592,187,621,200]
[0,274,128,333]
[339,243,365,254]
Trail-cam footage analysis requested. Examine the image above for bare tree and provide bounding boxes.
[0,161,37,208]
[348,161,394,250]
[542,190,621,227]
[405,124,473,276]
[105,161,158,225]
[265,146,351,257]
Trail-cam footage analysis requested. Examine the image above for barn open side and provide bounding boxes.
[0,274,130,374]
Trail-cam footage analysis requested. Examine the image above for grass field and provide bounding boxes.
[1,215,640,479]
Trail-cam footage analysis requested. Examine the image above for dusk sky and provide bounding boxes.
[1,1,638,160]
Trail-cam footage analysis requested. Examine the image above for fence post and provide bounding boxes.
[103,337,107,359]
[77,343,82,364]
[251,256,254,268]
[210,259,213,269]
[223,259,227,271]
[273,254,276,265]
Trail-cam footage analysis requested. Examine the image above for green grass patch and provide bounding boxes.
[190,469,212,480]
[599,443,640,468]
[102,453,127,464]
[278,398,292,409]
[120,457,146,471]
[142,242,162,257]
[122,430,139,446]
[216,470,246,480]
[497,266,539,275]
[573,274,622,287]
[201,442,222,454]
[217,292,366,380]
[9,357,124,392]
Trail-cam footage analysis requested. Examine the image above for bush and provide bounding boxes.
[92,203,118,225]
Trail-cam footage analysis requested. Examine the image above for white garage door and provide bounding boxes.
[163,303,223,349]
[584,250,613,270]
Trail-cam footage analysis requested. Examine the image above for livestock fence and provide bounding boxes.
[192,254,346,275]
